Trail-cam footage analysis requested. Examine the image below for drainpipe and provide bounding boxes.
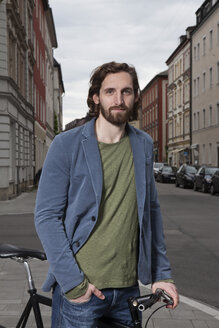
[189,37,193,164]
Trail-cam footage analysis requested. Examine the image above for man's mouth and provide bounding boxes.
[110,106,126,112]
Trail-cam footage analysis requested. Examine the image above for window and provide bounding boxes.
[197,111,200,129]
[194,113,196,130]
[203,72,206,91]
[194,79,197,96]
[209,30,213,49]
[197,43,200,60]
[197,77,200,95]
[34,85,36,114]
[36,0,38,18]
[209,143,212,164]
[8,33,16,81]
[217,62,219,84]
[202,144,206,164]
[209,106,212,126]
[203,37,206,56]
[218,23,219,44]
[203,109,206,128]
[217,103,219,124]
[194,46,197,61]
[28,70,33,104]
[210,67,213,88]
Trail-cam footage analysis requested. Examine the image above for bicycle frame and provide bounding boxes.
[15,258,52,328]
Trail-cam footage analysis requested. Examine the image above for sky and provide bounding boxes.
[48,0,204,127]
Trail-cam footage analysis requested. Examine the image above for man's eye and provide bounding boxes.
[106,89,114,94]
[123,89,133,94]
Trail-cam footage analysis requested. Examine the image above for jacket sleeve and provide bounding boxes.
[149,148,172,282]
[34,135,85,293]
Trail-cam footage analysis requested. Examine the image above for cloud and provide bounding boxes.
[49,0,204,127]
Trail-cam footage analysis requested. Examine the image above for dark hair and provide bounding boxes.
[87,61,141,121]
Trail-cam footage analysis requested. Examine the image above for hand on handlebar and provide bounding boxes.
[152,281,179,309]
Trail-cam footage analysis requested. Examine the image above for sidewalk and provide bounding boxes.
[0,191,219,327]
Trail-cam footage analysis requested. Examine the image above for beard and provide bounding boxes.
[99,103,133,126]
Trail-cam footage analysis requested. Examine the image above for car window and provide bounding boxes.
[186,166,197,173]
[163,167,172,173]
[154,163,163,169]
[214,170,219,177]
[205,167,218,175]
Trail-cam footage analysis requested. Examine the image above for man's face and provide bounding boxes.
[93,72,137,126]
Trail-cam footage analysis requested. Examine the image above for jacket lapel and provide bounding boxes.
[128,125,146,224]
[81,119,103,206]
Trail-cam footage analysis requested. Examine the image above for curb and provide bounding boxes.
[140,282,219,321]
[180,294,219,320]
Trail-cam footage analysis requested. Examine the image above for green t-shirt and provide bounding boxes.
[66,135,139,299]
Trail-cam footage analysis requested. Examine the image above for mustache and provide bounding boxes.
[109,105,129,111]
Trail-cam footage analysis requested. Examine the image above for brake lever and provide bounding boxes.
[161,290,174,306]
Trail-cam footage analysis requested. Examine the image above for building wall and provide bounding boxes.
[33,0,47,174]
[0,0,63,199]
[167,39,191,167]
[53,60,64,133]
[191,4,219,166]
[141,73,168,162]
[0,0,35,200]
[45,9,57,149]
[161,79,168,161]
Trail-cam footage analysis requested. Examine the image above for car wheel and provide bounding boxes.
[193,182,198,191]
[183,180,187,188]
[202,183,207,193]
[210,184,215,195]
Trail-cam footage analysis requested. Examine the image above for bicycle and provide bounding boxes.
[0,244,173,328]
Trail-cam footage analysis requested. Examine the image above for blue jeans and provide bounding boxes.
[51,284,141,328]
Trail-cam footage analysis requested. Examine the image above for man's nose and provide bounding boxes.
[114,92,124,105]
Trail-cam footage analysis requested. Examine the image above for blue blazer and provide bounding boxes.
[35,118,172,293]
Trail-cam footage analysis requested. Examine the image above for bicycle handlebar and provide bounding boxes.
[128,289,173,327]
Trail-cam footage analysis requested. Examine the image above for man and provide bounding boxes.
[35,61,179,327]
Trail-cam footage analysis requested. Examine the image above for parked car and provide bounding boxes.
[210,169,219,195]
[153,162,168,180]
[175,164,197,188]
[193,166,219,193]
[156,166,177,183]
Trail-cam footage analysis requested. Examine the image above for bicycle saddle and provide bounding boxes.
[0,243,47,261]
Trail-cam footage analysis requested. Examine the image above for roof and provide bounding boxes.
[141,70,168,94]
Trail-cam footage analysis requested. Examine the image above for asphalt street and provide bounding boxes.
[156,181,219,309]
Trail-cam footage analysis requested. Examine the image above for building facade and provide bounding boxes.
[166,27,194,167]
[0,0,35,200]
[191,0,219,166]
[53,58,64,133]
[45,7,57,149]
[33,0,47,175]
[141,71,168,162]
[0,0,64,200]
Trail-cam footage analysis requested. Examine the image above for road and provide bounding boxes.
[156,181,219,308]
[0,213,42,249]
[0,185,219,309]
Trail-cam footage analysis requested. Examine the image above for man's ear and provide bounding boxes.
[93,94,99,105]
